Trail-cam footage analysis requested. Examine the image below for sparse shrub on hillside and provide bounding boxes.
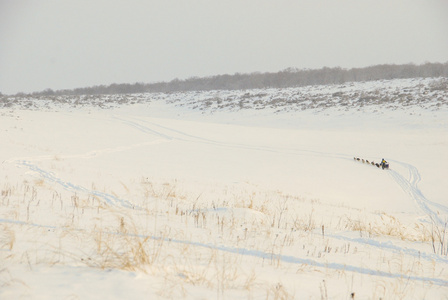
[2,77,448,112]
[430,79,448,92]
[9,62,448,96]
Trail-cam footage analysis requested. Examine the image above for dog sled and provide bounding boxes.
[353,157,389,170]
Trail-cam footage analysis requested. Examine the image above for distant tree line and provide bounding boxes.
[22,62,448,96]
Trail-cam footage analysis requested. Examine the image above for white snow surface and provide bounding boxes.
[1,78,448,299]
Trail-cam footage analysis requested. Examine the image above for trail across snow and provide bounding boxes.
[15,114,447,257]
[1,79,447,299]
[8,112,445,229]
[115,114,447,225]
[388,160,448,225]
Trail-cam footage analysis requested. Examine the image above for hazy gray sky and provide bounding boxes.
[1,0,448,94]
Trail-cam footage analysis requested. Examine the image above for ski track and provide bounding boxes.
[1,217,447,287]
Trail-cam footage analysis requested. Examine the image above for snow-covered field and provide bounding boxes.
[1,78,448,299]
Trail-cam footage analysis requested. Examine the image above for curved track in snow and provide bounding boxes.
[3,112,448,292]
[11,113,444,227]
[4,138,168,210]
[388,160,448,225]
[115,114,448,226]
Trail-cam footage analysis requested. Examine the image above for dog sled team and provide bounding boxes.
[354,157,389,170]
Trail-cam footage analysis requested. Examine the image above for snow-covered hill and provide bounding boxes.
[1,78,448,299]
[2,77,448,113]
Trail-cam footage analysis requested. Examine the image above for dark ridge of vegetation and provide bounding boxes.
[14,62,448,96]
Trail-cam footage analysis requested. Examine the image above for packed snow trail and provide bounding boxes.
[388,160,448,225]
[9,113,445,226]
[3,140,168,210]
[115,114,448,225]
[114,115,352,160]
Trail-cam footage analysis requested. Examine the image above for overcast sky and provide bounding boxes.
[1,0,448,94]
